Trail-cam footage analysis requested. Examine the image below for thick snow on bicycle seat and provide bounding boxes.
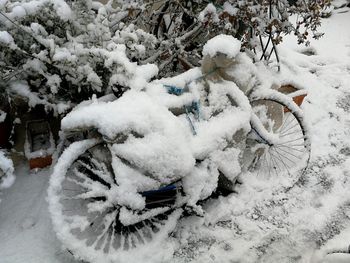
[61,90,195,184]
[201,35,241,81]
[202,34,241,59]
[201,34,268,96]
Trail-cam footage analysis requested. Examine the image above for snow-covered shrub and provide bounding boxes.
[0,0,332,109]
[130,0,331,76]
[0,0,157,115]
[220,0,331,46]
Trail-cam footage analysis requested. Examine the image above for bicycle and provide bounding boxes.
[48,35,310,262]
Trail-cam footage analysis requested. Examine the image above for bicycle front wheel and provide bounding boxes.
[48,139,182,263]
[246,93,310,177]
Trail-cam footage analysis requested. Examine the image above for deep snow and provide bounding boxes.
[0,162,76,263]
[0,4,350,263]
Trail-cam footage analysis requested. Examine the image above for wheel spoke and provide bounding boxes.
[248,97,310,176]
[274,145,302,160]
[72,168,109,192]
[279,124,302,137]
[51,141,180,259]
[270,148,292,175]
[268,150,279,176]
[279,112,293,132]
[272,147,297,166]
[94,211,116,250]
[78,158,114,187]
[283,143,306,147]
[277,136,305,145]
[276,144,304,153]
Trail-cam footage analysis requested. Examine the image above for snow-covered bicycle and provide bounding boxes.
[48,36,310,263]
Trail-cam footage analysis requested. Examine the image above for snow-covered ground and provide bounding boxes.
[0,162,76,263]
[1,4,350,263]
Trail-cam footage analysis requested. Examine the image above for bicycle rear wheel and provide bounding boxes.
[246,95,310,177]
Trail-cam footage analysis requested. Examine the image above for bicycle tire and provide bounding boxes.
[48,138,182,263]
[245,91,311,177]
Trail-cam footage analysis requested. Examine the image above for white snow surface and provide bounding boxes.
[0,164,75,263]
[1,6,350,263]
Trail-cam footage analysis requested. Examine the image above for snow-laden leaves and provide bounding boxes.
[0,0,156,116]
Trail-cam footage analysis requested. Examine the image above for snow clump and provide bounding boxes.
[202,34,241,59]
[0,150,15,190]
[0,31,17,49]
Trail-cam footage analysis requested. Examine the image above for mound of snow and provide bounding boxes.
[61,90,195,184]
[203,34,241,58]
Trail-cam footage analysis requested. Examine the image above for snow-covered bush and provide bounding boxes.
[0,0,157,115]
[0,0,332,110]
[130,0,331,76]
[220,0,331,46]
